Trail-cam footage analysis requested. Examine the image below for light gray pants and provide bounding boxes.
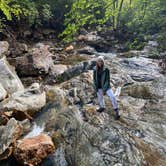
[97,88,118,109]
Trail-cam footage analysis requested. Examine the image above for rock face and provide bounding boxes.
[14,134,55,166]
[8,43,54,77]
[0,56,24,94]
[0,83,7,101]
[0,118,22,160]
[0,83,46,118]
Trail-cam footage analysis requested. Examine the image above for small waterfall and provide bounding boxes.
[24,123,45,138]
[114,86,121,97]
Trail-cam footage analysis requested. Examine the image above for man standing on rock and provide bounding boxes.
[93,56,120,120]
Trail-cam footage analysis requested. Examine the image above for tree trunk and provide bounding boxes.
[116,0,124,28]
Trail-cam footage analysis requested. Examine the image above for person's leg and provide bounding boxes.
[106,88,120,119]
[97,89,105,112]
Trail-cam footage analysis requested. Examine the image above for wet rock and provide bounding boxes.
[119,57,159,75]
[117,50,142,58]
[0,83,7,101]
[0,56,24,94]
[19,119,31,135]
[0,83,46,118]
[0,118,22,160]
[14,134,55,166]
[8,43,54,77]
[0,41,9,57]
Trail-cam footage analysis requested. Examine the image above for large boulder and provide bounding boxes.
[77,31,102,43]
[14,134,55,166]
[48,60,96,84]
[0,83,46,118]
[0,118,22,160]
[0,56,24,94]
[0,83,7,101]
[60,71,95,105]
[77,32,112,52]
[0,41,9,57]
[8,43,54,77]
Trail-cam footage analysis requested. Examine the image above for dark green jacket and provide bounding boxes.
[93,66,111,92]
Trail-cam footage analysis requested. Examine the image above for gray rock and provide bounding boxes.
[0,83,7,101]
[42,147,68,166]
[0,41,9,57]
[0,118,22,160]
[76,46,96,55]
[48,60,96,84]
[0,56,24,94]
[8,43,54,77]
[130,74,155,82]
[9,42,28,57]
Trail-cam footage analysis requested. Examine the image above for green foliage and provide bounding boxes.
[0,0,38,29]
[156,32,166,51]
[0,0,165,48]
[61,0,166,44]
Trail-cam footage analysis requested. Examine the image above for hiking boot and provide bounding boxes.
[96,107,105,113]
[114,114,120,120]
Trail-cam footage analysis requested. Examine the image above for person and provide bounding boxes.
[93,56,120,120]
